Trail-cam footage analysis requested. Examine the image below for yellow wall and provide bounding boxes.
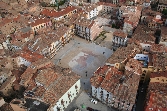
[150,76,167,83]
[114,63,125,71]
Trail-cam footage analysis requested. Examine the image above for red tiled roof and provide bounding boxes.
[152,53,167,71]
[30,18,50,27]
[91,65,111,87]
[18,49,44,63]
[41,6,76,18]
[145,92,167,111]
[150,44,166,53]
[126,58,143,75]
[94,65,110,75]
[88,21,95,28]
[150,71,167,78]
[113,30,127,38]
[0,18,12,27]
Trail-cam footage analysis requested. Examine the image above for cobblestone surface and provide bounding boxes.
[52,36,113,93]
[66,91,116,111]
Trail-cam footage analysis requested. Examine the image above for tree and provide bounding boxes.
[40,2,47,7]
[112,24,116,28]
[162,9,167,15]
[58,0,65,6]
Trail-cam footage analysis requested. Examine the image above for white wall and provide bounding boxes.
[16,57,31,67]
[97,5,103,13]
[53,79,81,111]
[2,42,9,49]
[113,36,128,46]
[112,0,119,4]
[87,7,99,19]
[140,43,151,52]
[50,0,56,4]
[134,54,149,62]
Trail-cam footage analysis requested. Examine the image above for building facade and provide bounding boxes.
[75,20,102,41]
[112,30,128,49]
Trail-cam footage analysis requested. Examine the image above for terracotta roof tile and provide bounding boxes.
[125,58,143,75]
[41,6,76,18]
[17,49,44,63]
[161,26,167,42]
[30,18,51,27]
[145,91,167,111]
[150,44,166,53]
[113,30,127,38]
[24,65,80,106]
[106,43,141,64]
[132,29,155,43]
[35,68,60,88]
[152,53,167,71]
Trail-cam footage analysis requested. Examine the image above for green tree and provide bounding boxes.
[112,24,116,28]
[58,0,65,6]
[40,2,47,7]
[162,9,167,15]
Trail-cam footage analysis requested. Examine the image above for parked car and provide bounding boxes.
[87,107,93,111]
[90,99,98,104]
[141,88,144,93]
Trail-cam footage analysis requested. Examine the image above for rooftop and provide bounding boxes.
[20,58,53,86]
[113,30,127,38]
[15,48,44,63]
[30,17,50,27]
[161,26,167,42]
[132,29,155,43]
[145,91,167,111]
[152,53,167,71]
[106,43,141,64]
[150,44,166,53]
[75,18,95,28]
[41,6,77,18]
[90,65,110,87]
[91,65,140,105]
[24,65,80,106]
[44,70,80,105]
[125,58,143,75]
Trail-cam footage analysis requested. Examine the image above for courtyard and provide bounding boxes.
[51,36,113,93]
